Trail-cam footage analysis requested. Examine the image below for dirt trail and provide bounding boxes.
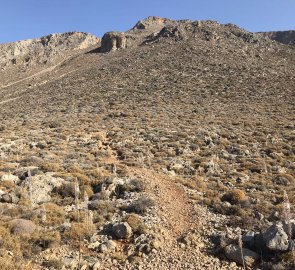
[127,167,196,237]
[0,64,58,90]
[105,138,196,238]
[123,167,241,270]
[0,56,74,90]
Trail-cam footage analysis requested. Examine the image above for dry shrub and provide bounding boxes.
[178,176,207,191]
[72,173,91,185]
[40,162,62,173]
[92,212,105,225]
[42,258,63,269]
[47,120,62,128]
[124,196,155,215]
[193,175,207,191]
[221,189,247,204]
[0,180,16,191]
[203,189,219,205]
[68,210,88,222]
[116,179,146,196]
[67,164,84,174]
[111,252,128,262]
[17,196,32,208]
[66,221,95,240]
[87,169,105,182]
[125,214,147,235]
[88,201,116,217]
[93,131,107,142]
[0,256,23,270]
[31,230,61,249]
[43,203,66,225]
[274,173,295,186]
[80,184,94,197]
[20,156,43,167]
[0,226,21,256]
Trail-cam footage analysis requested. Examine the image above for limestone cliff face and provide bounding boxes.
[0,32,100,69]
[100,32,127,53]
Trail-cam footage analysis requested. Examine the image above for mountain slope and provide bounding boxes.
[260,30,295,45]
[0,17,294,269]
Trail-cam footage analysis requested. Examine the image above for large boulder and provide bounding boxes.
[21,174,64,204]
[100,32,127,53]
[263,223,289,251]
[224,244,259,267]
[242,231,255,249]
[99,240,117,253]
[10,219,36,235]
[112,222,133,239]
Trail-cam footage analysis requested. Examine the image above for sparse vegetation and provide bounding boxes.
[0,15,294,270]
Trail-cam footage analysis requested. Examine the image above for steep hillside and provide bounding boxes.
[0,17,294,269]
[0,32,100,87]
[260,30,295,45]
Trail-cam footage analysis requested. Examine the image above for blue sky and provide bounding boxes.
[1,0,294,44]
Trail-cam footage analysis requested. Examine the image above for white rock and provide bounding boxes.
[1,173,20,184]
[21,174,64,204]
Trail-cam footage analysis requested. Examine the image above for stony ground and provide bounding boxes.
[0,17,294,269]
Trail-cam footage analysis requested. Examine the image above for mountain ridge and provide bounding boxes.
[0,16,294,71]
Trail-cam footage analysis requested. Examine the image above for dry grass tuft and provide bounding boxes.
[221,189,247,204]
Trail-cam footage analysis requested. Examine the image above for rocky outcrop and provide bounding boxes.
[99,17,270,54]
[112,222,133,239]
[133,16,173,30]
[0,32,100,69]
[259,30,295,45]
[224,244,259,267]
[100,32,127,53]
[21,174,65,204]
[263,223,289,251]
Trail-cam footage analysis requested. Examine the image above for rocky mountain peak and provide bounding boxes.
[99,17,271,53]
[133,16,173,30]
[0,32,100,69]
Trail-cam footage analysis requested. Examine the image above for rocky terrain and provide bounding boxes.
[0,16,294,269]
[0,32,100,68]
[260,30,295,45]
